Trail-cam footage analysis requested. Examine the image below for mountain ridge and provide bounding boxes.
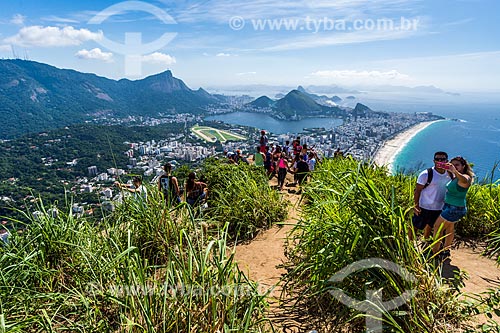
[0,59,217,138]
[246,89,346,120]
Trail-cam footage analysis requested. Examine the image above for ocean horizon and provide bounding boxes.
[387,103,500,183]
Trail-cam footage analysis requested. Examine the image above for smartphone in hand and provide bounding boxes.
[436,161,450,169]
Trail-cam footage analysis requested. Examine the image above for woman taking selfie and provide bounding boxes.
[432,156,474,258]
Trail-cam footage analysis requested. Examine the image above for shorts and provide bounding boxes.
[412,208,441,230]
[440,203,467,222]
[187,192,206,206]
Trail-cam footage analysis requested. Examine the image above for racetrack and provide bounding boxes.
[191,126,246,142]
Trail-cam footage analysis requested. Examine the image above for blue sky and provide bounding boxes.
[0,0,499,94]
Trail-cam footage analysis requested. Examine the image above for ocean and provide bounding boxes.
[205,112,342,134]
[206,104,500,182]
[389,104,500,183]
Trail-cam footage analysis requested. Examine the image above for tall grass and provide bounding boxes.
[201,158,287,242]
[456,179,500,238]
[281,157,479,332]
[0,181,272,332]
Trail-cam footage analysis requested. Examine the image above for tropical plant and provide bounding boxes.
[281,157,485,332]
[0,184,270,332]
[201,158,287,242]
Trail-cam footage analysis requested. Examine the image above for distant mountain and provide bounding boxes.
[275,90,322,118]
[352,103,387,119]
[271,90,344,120]
[357,84,460,96]
[330,95,343,103]
[0,59,219,138]
[306,85,361,94]
[353,103,372,116]
[247,96,275,108]
[296,86,342,106]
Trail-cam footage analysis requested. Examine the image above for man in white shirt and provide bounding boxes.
[307,152,316,172]
[115,176,148,202]
[409,151,452,241]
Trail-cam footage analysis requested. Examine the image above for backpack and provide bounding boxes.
[160,176,170,193]
[423,168,433,189]
[161,175,176,197]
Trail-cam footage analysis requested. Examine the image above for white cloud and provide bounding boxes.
[312,69,409,80]
[174,0,420,23]
[4,26,102,47]
[310,69,412,84]
[236,71,257,76]
[41,16,80,24]
[441,18,474,28]
[10,14,26,25]
[169,0,425,52]
[216,52,232,57]
[372,51,500,92]
[0,45,11,52]
[142,52,176,65]
[76,48,114,62]
[262,25,423,51]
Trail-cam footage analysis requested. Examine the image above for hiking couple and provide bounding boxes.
[159,163,207,207]
[410,151,474,258]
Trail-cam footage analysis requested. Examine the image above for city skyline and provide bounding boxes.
[0,0,499,96]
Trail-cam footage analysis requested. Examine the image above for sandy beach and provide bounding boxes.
[373,120,441,172]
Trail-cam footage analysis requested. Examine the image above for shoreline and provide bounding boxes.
[373,120,442,173]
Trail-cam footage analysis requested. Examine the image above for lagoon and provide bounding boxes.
[205,112,343,134]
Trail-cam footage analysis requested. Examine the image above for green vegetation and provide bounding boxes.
[247,96,275,109]
[0,59,219,138]
[273,89,344,119]
[201,158,287,241]
[0,160,284,332]
[2,152,500,331]
[282,157,500,332]
[0,122,223,221]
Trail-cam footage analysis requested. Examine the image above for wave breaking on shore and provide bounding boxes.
[373,120,442,173]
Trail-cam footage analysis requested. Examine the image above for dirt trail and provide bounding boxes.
[234,173,300,293]
[448,244,500,294]
[234,173,500,328]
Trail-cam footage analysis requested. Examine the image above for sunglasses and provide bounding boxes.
[434,158,448,162]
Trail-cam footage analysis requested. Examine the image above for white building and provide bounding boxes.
[83,185,93,193]
[102,188,113,199]
[88,166,98,176]
[97,173,109,181]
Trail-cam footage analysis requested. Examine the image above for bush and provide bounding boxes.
[282,157,473,332]
[458,182,500,238]
[0,189,270,332]
[201,158,288,241]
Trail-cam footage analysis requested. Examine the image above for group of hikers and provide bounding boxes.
[115,129,326,208]
[253,130,319,191]
[410,151,474,259]
[115,162,208,208]
[114,133,474,260]
[157,163,208,207]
